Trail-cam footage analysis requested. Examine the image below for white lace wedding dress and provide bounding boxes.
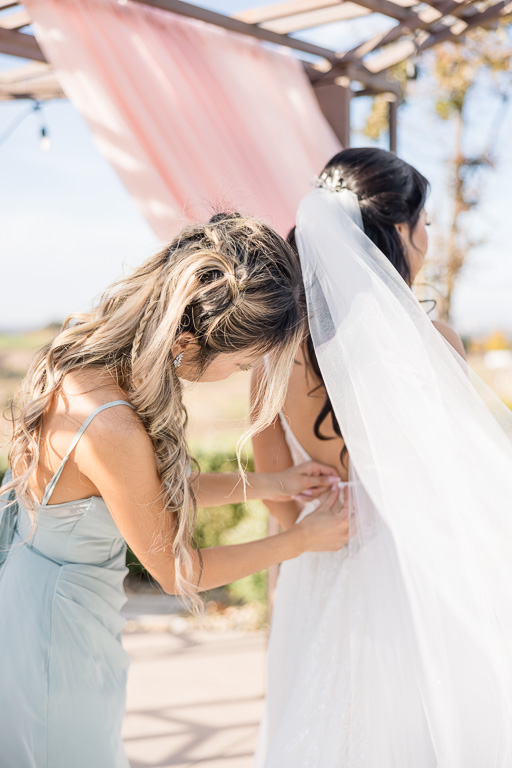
[254,414,359,768]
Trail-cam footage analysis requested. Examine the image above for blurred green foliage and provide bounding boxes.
[0,325,59,352]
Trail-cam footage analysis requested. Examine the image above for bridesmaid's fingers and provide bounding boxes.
[299,460,340,478]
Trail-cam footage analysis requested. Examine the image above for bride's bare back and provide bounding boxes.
[281,343,347,480]
[252,320,465,530]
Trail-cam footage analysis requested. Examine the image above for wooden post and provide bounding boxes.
[313,81,352,148]
[389,97,398,154]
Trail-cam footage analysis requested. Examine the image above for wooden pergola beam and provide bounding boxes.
[357,0,479,72]
[335,0,488,70]
[133,0,402,93]
[0,9,31,30]
[363,2,512,75]
[0,28,46,62]
[234,0,340,25]
[314,79,352,145]
[344,63,402,94]
[418,0,511,51]
[343,0,425,24]
[0,0,400,100]
[258,3,372,35]
[14,0,499,99]
[336,24,407,65]
[132,0,340,63]
[308,61,402,95]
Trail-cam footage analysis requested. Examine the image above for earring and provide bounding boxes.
[173,352,184,369]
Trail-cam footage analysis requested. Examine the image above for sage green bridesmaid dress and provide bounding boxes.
[0,400,135,768]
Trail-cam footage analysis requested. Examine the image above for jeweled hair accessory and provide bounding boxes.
[315,168,347,193]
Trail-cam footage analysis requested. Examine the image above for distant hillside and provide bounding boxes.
[0,326,251,473]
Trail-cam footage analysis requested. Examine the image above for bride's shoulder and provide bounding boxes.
[432,320,466,359]
[284,343,325,413]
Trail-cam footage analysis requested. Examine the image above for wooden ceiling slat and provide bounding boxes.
[234,0,339,25]
[262,3,372,34]
[340,0,418,22]
[337,25,407,64]
[312,60,402,93]
[418,0,512,49]
[0,9,31,29]
[364,37,416,70]
[0,28,46,61]
[354,0,511,73]
[390,0,420,6]
[133,0,340,62]
[418,6,443,22]
[0,60,48,82]
[419,0,453,7]
[0,79,64,100]
[335,0,479,67]
[1,73,60,90]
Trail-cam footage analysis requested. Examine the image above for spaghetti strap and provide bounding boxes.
[41,400,135,507]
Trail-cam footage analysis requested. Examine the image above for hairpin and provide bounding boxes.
[315,169,347,193]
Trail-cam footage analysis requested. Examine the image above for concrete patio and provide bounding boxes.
[122,597,267,768]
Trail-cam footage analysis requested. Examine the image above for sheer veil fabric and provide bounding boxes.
[291,187,512,765]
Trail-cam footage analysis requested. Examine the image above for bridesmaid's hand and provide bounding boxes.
[295,486,352,553]
[268,460,340,502]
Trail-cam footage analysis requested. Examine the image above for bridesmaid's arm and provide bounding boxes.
[192,464,338,509]
[77,405,347,595]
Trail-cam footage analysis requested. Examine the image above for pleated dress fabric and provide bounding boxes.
[254,414,351,768]
[0,401,134,768]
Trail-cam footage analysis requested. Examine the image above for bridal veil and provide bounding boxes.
[295,186,512,765]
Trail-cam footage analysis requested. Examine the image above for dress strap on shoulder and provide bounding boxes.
[41,400,135,507]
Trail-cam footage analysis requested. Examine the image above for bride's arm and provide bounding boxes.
[251,421,302,530]
[250,364,303,530]
[432,320,466,359]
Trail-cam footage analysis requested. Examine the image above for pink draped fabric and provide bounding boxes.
[25,0,341,240]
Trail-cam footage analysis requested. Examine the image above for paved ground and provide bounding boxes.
[122,596,267,768]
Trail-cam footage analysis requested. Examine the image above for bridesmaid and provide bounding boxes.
[0,212,349,768]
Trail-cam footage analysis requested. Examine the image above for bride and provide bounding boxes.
[253,148,512,767]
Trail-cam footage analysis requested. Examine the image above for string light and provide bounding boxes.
[0,99,50,150]
[33,102,51,152]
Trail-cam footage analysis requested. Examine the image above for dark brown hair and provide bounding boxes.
[288,148,429,466]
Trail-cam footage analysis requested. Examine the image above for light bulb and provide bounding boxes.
[40,126,50,152]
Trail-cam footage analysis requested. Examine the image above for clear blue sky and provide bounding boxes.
[1,4,511,335]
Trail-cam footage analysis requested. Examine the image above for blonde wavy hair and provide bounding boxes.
[5,212,305,611]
